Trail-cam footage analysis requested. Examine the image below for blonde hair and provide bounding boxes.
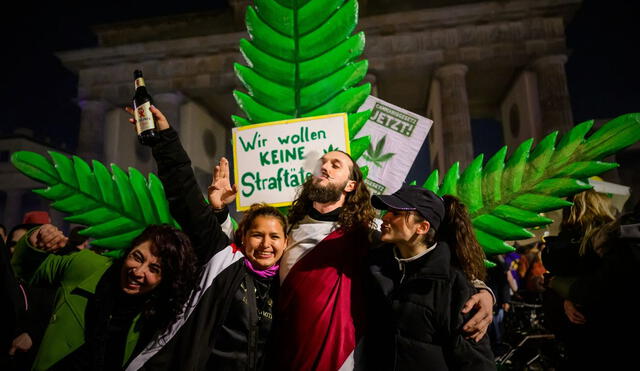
[563,190,616,256]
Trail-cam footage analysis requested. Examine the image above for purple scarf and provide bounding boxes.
[244,258,279,279]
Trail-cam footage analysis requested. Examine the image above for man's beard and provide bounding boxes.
[303,176,348,203]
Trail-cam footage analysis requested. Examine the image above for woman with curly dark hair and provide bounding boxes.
[125,106,288,371]
[365,185,495,370]
[11,223,198,371]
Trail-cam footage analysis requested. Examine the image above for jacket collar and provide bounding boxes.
[393,242,438,263]
[369,241,452,299]
[394,241,451,279]
[75,260,114,294]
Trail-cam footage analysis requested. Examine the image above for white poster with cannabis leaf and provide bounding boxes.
[355,96,432,195]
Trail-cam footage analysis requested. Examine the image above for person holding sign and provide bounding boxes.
[124,106,287,371]
[364,185,495,370]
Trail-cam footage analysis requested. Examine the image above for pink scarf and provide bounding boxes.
[243,257,279,278]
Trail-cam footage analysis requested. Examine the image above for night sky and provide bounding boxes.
[1,0,638,154]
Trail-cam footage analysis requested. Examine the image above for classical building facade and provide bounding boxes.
[57,0,581,175]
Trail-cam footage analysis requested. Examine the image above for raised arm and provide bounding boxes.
[11,225,70,285]
[207,157,237,240]
[127,106,230,263]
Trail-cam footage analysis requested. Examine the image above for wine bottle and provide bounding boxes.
[133,69,158,145]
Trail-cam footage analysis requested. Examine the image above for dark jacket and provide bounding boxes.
[550,223,640,368]
[365,242,495,371]
[1,238,28,370]
[127,128,276,371]
[11,238,143,371]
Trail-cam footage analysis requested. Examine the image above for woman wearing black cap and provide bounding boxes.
[365,185,495,370]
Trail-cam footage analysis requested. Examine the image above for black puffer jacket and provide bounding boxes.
[365,242,495,371]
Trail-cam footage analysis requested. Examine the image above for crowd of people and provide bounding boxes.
[485,189,640,369]
[1,104,638,370]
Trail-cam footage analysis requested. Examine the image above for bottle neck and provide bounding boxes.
[134,77,146,89]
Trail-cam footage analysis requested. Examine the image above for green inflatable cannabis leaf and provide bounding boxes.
[233,0,372,161]
[11,151,178,257]
[421,113,640,256]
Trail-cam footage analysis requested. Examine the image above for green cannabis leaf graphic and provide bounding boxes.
[362,136,395,167]
[323,144,340,153]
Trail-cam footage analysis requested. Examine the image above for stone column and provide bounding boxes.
[229,0,251,31]
[77,99,111,162]
[154,92,185,133]
[434,64,473,169]
[531,55,573,136]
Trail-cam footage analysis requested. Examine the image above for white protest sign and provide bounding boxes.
[232,114,350,211]
[356,96,433,195]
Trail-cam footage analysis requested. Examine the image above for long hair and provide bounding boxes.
[287,151,376,233]
[234,203,287,245]
[125,224,199,342]
[436,195,487,281]
[562,189,617,256]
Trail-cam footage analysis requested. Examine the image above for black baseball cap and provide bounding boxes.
[371,184,445,230]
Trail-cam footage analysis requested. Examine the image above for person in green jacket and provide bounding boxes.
[11,223,199,371]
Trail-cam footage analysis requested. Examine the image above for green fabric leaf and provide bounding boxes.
[11,151,178,251]
[459,155,483,213]
[437,162,460,197]
[580,113,640,159]
[473,214,534,240]
[532,178,592,198]
[550,120,593,165]
[422,170,440,193]
[347,111,371,139]
[510,194,572,212]
[234,0,368,124]
[474,229,515,255]
[491,205,553,227]
[502,139,533,195]
[524,131,557,183]
[555,161,619,178]
[33,184,74,201]
[360,165,369,179]
[11,151,58,184]
[482,146,506,206]
[423,113,640,257]
[350,136,370,161]
[92,229,146,249]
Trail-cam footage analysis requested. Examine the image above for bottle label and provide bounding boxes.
[134,77,145,89]
[134,101,155,134]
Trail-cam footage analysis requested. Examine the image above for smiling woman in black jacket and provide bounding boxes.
[365,185,495,371]
[125,106,287,371]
